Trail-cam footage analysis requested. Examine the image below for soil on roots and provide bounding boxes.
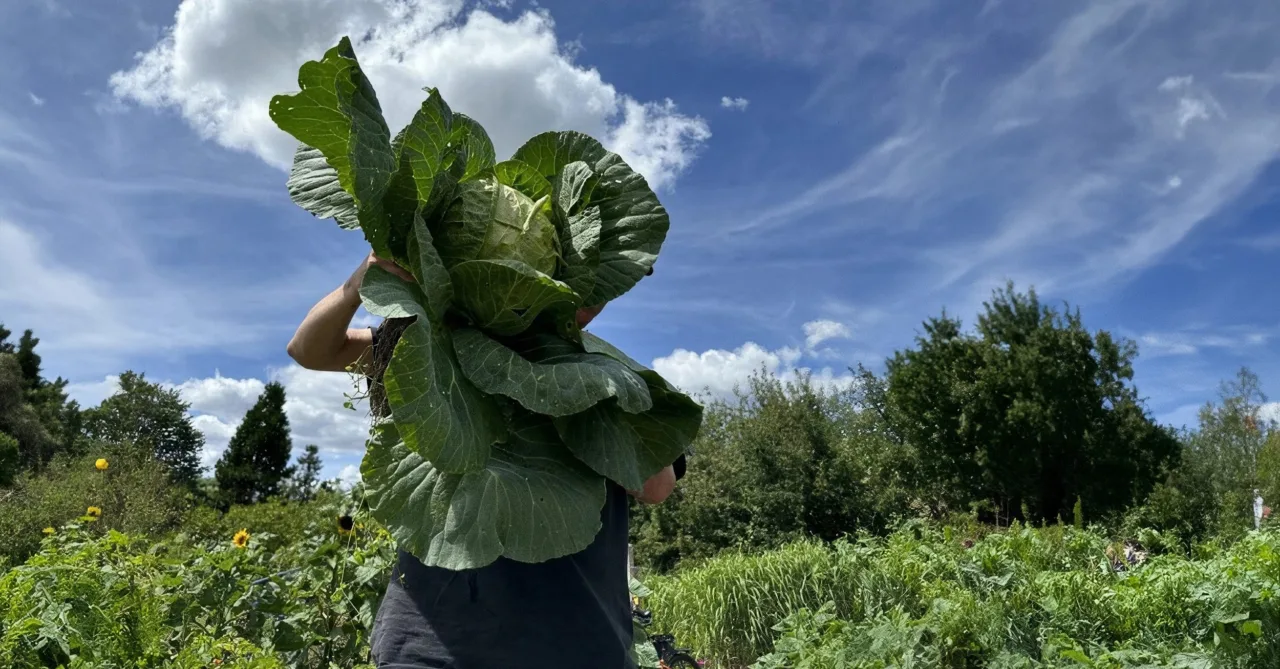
[366,316,413,420]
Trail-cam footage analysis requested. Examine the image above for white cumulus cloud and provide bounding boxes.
[652,324,860,400]
[338,464,362,488]
[802,319,852,350]
[109,0,709,190]
[720,96,749,110]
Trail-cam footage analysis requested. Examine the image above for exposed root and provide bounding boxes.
[365,317,413,420]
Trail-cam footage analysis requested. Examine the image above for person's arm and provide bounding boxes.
[630,466,676,505]
[629,454,687,505]
[286,253,412,372]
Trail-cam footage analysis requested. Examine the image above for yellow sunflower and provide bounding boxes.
[86,506,102,521]
[42,527,55,536]
[232,529,250,549]
[337,514,354,535]
[95,458,109,471]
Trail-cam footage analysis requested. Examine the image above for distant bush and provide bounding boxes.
[0,499,393,667]
[0,442,189,564]
[178,488,356,551]
[646,522,1280,668]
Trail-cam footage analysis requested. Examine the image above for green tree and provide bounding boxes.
[14,329,42,389]
[81,371,205,485]
[632,371,882,570]
[285,444,324,501]
[883,282,1179,523]
[1187,368,1272,492]
[0,326,82,470]
[0,432,19,486]
[0,354,54,471]
[215,382,294,505]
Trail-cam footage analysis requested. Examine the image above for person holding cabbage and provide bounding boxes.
[287,251,685,668]
[275,37,700,668]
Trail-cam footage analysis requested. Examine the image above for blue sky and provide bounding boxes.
[1,0,1278,482]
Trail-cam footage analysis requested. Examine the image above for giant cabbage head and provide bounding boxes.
[435,178,560,277]
[270,36,702,571]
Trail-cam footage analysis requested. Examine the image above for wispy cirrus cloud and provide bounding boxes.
[684,0,1280,324]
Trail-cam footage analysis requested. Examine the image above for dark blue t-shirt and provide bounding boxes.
[369,483,637,669]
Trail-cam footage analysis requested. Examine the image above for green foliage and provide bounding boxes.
[0,327,85,475]
[0,355,53,473]
[1125,368,1280,549]
[81,370,204,485]
[216,382,295,505]
[883,282,1180,523]
[0,432,18,487]
[285,444,325,501]
[0,494,394,668]
[0,444,190,565]
[632,370,909,572]
[271,37,698,570]
[647,523,1280,668]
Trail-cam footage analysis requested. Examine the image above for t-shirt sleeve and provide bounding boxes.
[673,454,687,481]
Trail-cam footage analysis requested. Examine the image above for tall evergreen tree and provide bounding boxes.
[0,354,53,471]
[215,382,294,505]
[15,330,42,390]
[82,371,204,484]
[286,444,324,501]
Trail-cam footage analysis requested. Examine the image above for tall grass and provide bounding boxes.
[645,522,1280,667]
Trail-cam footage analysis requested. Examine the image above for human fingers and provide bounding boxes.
[372,255,415,282]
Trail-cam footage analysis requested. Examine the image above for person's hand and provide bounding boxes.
[343,252,414,305]
[576,304,606,328]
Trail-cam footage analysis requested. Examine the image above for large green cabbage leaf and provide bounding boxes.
[452,329,652,416]
[553,336,703,491]
[513,131,670,306]
[447,259,579,336]
[361,414,606,570]
[269,37,397,258]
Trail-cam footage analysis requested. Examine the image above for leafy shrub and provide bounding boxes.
[650,523,1280,668]
[178,488,356,550]
[0,497,394,668]
[632,371,905,573]
[0,443,189,564]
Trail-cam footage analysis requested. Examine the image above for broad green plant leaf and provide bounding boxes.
[581,330,703,459]
[453,113,496,182]
[399,88,458,212]
[452,328,652,417]
[549,160,603,299]
[269,37,397,258]
[382,89,470,262]
[556,205,603,301]
[492,159,553,202]
[581,331,649,373]
[553,371,702,491]
[448,259,579,336]
[359,266,505,473]
[361,415,606,569]
[513,131,668,305]
[285,145,359,230]
[553,161,598,216]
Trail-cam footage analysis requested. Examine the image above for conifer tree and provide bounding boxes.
[215,381,294,504]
